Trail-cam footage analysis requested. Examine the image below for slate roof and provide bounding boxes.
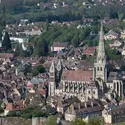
[105,30,119,37]
[107,72,120,82]
[30,78,45,84]
[66,99,104,115]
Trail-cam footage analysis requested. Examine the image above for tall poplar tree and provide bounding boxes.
[2,31,11,51]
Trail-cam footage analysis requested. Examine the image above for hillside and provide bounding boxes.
[0,0,124,24]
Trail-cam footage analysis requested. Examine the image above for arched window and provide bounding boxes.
[88,90,90,94]
[97,67,99,71]
[114,82,116,89]
[100,67,102,71]
[117,82,119,92]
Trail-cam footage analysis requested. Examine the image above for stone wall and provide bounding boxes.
[0,117,47,125]
[0,117,32,125]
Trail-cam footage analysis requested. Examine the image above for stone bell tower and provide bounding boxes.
[56,59,63,82]
[49,60,56,96]
[94,22,107,82]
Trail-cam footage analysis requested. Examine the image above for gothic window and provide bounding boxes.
[100,67,102,71]
[97,67,99,71]
[93,91,95,94]
[88,97,90,100]
[70,82,73,89]
[79,84,82,91]
[75,83,77,88]
[114,82,116,89]
[117,82,119,92]
[83,87,86,92]
[88,90,90,94]
[65,82,68,87]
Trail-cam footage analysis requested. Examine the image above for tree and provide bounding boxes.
[45,19,49,31]
[88,117,104,125]
[120,65,125,71]
[18,62,32,75]
[82,55,87,60]
[46,116,57,125]
[72,34,80,48]
[14,43,22,57]
[118,12,124,20]
[72,119,86,125]
[36,65,45,73]
[79,28,91,41]
[106,48,122,60]
[72,117,104,125]
[35,39,49,57]
[32,65,45,76]
[0,28,2,40]
[2,31,11,51]
[27,45,33,56]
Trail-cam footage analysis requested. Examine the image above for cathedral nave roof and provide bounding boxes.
[62,70,93,82]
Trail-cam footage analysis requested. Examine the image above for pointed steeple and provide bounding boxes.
[94,21,107,82]
[49,60,55,72]
[97,21,106,64]
[57,59,62,72]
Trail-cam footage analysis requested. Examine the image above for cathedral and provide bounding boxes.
[48,22,124,102]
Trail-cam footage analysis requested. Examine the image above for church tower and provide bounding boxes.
[49,60,56,96]
[56,59,63,82]
[94,22,107,82]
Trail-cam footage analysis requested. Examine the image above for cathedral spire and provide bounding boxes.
[49,60,55,73]
[94,21,107,82]
[97,21,106,64]
[49,60,56,96]
[57,59,62,72]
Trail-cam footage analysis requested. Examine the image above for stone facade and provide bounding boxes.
[65,100,103,121]
[102,103,125,124]
[48,22,124,102]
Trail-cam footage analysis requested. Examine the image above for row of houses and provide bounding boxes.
[104,30,125,40]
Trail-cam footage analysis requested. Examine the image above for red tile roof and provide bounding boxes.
[40,89,46,96]
[83,47,97,56]
[6,103,14,110]
[27,81,33,88]
[0,53,14,58]
[62,70,93,82]
[52,42,68,47]
[6,101,25,111]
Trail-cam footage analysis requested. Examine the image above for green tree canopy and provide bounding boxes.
[32,65,45,76]
[46,116,57,125]
[72,34,80,47]
[34,39,49,57]
[72,119,86,125]
[2,31,11,51]
[14,43,23,57]
[72,117,104,125]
